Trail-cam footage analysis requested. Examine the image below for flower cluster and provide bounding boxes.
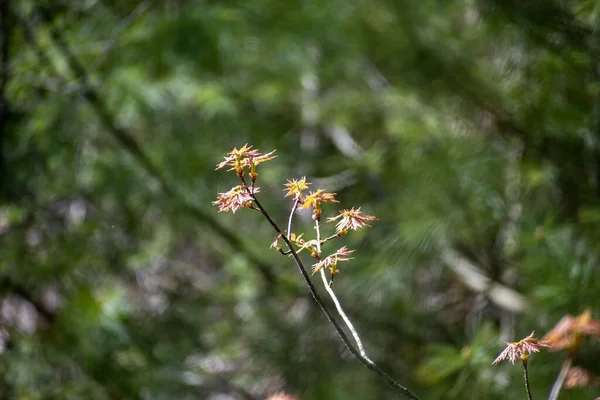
[299,189,339,220]
[214,144,377,278]
[282,177,376,277]
[283,177,311,200]
[328,207,378,235]
[542,309,600,392]
[492,331,549,365]
[216,143,276,181]
[543,309,600,353]
[492,310,600,397]
[213,185,259,214]
[311,246,355,276]
[213,144,276,213]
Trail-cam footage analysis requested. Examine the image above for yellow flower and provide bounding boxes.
[299,189,338,209]
[283,177,311,200]
[215,144,276,178]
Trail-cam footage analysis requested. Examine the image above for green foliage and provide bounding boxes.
[1,0,600,398]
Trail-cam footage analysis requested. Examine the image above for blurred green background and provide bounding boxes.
[1,0,600,399]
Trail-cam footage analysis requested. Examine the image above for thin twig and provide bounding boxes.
[522,359,532,400]
[321,258,373,364]
[314,218,373,363]
[242,179,420,399]
[548,358,572,400]
[277,198,300,255]
[286,198,300,240]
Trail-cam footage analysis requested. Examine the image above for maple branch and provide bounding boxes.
[242,179,420,399]
[314,218,373,363]
[548,358,572,400]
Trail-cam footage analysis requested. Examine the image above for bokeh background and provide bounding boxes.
[1,0,600,399]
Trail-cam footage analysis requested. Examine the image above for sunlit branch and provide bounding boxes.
[314,218,373,363]
[240,179,420,399]
[548,358,572,400]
